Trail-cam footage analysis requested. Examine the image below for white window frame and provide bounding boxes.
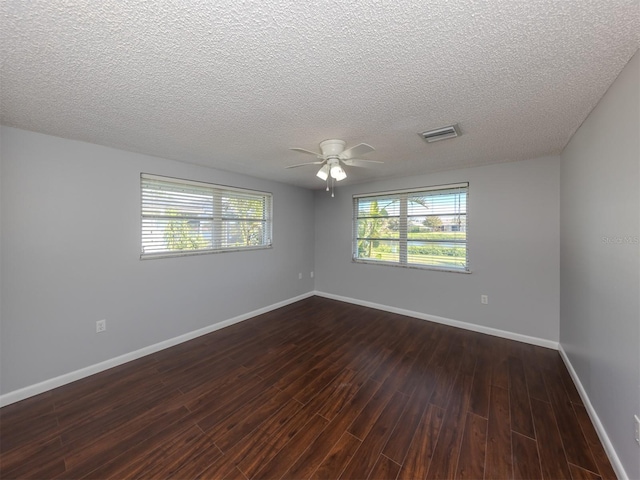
[353,183,469,273]
[141,173,272,259]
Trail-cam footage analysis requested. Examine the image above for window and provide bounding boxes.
[141,174,272,259]
[353,183,468,272]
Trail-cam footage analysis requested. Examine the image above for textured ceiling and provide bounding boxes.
[1,1,638,189]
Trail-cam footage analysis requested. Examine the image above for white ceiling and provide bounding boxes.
[1,1,638,189]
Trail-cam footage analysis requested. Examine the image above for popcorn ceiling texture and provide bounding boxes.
[1,0,638,188]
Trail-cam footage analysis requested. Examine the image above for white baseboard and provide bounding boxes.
[558,345,628,480]
[314,290,559,350]
[0,291,315,408]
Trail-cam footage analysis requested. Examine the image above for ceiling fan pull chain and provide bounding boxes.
[331,177,335,197]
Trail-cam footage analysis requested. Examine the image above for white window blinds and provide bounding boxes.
[141,174,272,259]
[353,183,468,272]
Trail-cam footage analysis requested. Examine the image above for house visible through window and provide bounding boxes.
[353,183,468,272]
[141,174,272,259]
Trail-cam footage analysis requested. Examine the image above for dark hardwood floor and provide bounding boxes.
[0,296,616,479]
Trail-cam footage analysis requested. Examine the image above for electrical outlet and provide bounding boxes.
[634,415,640,445]
[96,319,106,333]
[310,271,314,278]
[298,272,302,280]
[481,295,488,305]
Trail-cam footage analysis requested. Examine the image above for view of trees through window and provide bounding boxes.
[163,210,208,251]
[354,184,468,271]
[141,174,272,258]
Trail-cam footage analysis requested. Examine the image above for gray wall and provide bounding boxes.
[560,50,639,479]
[314,156,560,342]
[0,127,315,394]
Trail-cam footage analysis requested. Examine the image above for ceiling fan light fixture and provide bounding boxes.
[316,164,330,181]
[330,164,347,181]
[288,139,379,190]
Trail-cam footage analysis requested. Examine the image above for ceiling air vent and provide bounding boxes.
[419,124,460,143]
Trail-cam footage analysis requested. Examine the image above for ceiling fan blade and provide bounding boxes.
[290,147,322,158]
[285,161,325,169]
[343,159,384,168]
[340,143,375,160]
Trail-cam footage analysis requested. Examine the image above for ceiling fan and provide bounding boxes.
[286,139,382,195]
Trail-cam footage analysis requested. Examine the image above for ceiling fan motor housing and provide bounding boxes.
[319,139,346,157]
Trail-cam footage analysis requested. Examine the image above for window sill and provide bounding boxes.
[352,258,471,274]
[140,245,272,260]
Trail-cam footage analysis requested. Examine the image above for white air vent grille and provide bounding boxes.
[419,124,460,143]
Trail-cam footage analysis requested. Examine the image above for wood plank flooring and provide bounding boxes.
[0,296,617,479]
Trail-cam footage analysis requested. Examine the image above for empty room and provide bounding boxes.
[1,1,638,479]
